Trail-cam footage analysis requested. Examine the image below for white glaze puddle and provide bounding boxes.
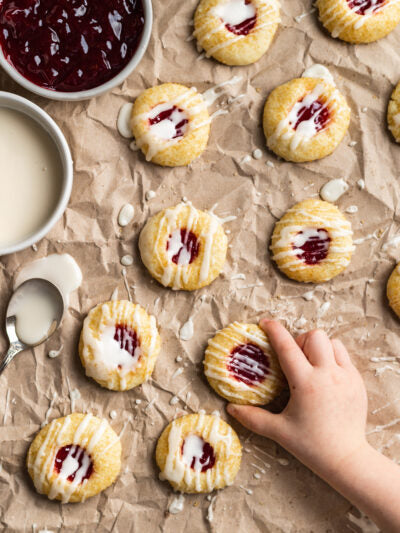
[320,178,349,202]
[179,317,194,340]
[118,204,134,226]
[0,107,63,248]
[8,282,60,345]
[117,103,134,138]
[212,0,256,28]
[182,434,206,471]
[147,104,188,140]
[302,64,335,86]
[11,254,81,344]
[202,76,243,106]
[15,253,82,305]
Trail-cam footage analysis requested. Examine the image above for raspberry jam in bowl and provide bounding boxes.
[0,0,152,100]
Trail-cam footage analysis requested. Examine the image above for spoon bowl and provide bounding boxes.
[0,278,64,374]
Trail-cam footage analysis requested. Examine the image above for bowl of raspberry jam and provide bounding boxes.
[0,0,152,100]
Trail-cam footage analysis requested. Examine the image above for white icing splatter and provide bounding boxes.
[117,103,134,138]
[179,317,194,341]
[345,205,358,214]
[302,64,335,86]
[320,178,348,202]
[252,148,263,160]
[109,410,117,419]
[145,190,156,201]
[121,255,134,267]
[118,204,134,227]
[357,179,365,190]
[168,493,185,514]
[48,345,63,358]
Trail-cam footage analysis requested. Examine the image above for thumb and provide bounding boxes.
[227,404,284,441]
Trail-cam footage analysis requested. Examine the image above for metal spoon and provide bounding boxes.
[0,278,64,375]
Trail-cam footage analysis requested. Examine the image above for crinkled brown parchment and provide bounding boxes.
[1,0,400,531]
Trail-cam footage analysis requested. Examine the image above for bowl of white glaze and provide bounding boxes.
[0,92,73,256]
[0,0,153,101]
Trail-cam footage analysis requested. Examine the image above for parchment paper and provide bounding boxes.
[1,0,400,531]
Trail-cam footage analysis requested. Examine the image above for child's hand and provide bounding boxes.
[227,319,369,477]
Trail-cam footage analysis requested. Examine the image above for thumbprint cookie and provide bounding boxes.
[79,300,161,391]
[263,77,350,163]
[316,0,400,43]
[194,0,280,65]
[388,81,400,143]
[139,202,228,291]
[131,83,210,166]
[204,322,285,405]
[27,413,121,503]
[387,263,400,317]
[156,412,242,493]
[270,198,354,283]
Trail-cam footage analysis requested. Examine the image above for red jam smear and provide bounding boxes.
[181,437,216,473]
[293,228,331,265]
[0,0,145,92]
[293,98,330,132]
[114,325,139,365]
[167,229,200,265]
[225,0,256,35]
[347,0,385,15]
[54,445,93,483]
[228,343,269,386]
[148,105,188,140]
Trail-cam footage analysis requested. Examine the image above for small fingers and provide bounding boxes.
[301,329,335,366]
[331,338,352,367]
[227,404,283,441]
[260,320,312,382]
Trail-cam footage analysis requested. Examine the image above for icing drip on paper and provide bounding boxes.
[320,179,349,202]
[117,103,134,139]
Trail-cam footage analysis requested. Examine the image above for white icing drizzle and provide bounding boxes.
[272,205,354,273]
[27,414,115,503]
[121,267,132,302]
[152,202,225,290]
[207,495,217,523]
[317,0,400,36]
[269,83,340,152]
[204,322,281,403]
[194,0,280,58]
[132,87,208,162]
[118,204,134,227]
[159,412,238,492]
[117,103,134,138]
[81,301,158,390]
[302,64,335,86]
[345,205,358,214]
[41,392,58,428]
[295,7,316,22]
[66,377,81,412]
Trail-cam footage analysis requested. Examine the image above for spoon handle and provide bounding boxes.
[0,344,23,375]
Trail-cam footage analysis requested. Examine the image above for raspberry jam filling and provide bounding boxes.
[291,98,331,133]
[148,105,188,140]
[167,229,200,265]
[293,228,331,265]
[214,0,256,36]
[0,0,145,92]
[347,0,385,15]
[113,325,140,369]
[54,445,93,483]
[228,343,269,386]
[181,435,216,473]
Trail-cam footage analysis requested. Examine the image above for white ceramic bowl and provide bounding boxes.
[0,91,73,256]
[0,0,152,101]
